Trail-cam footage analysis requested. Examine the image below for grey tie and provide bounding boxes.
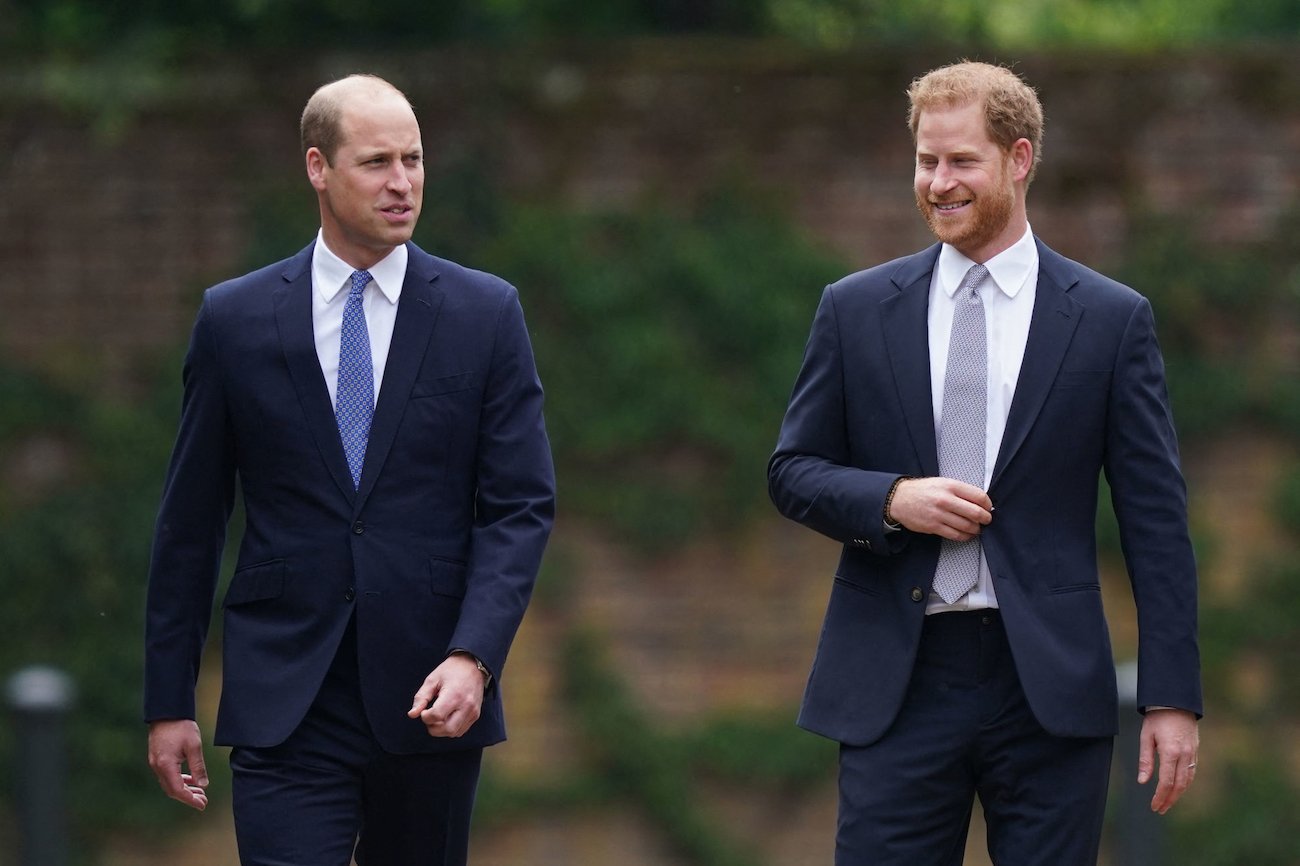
[932,263,989,604]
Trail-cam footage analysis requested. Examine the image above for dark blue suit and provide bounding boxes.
[145,241,555,859]
[769,239,1200,862]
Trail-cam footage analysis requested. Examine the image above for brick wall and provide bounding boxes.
[10,45,1297,865]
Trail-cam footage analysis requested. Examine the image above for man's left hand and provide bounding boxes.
[1137,707,1199,814]
[407,653,487,738]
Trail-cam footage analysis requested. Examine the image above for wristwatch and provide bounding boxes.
[452,650,492,690]
[472,656,492,689]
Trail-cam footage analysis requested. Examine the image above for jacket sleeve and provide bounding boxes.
[447,287,556,680]
[1104,297,1202,717]
[143,293,238,722]
[768,285,908,555]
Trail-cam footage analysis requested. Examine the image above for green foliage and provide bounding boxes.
[682,713,835,787]
[560,628,758,866]
[8,0,1299,60]
[1169,759,1300,865]
[1272,463,1300,537]
[480,189,844,550]
[1112,214,1300,443]
[0,362,187,851]
[475,625,836,864]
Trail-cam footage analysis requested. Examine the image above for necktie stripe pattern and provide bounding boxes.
[336,270,375,490]
[932,263,989,604]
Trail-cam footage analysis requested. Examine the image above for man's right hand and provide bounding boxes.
[147,719,210,811]
[888,477,993,541]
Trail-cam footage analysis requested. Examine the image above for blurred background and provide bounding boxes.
[1,1,1298,864]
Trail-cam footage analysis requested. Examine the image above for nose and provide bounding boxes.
[387,164,412,194]
[929,162,958,195]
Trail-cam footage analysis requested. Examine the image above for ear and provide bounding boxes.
[1009,138,1033,182]
[305,147,329,191]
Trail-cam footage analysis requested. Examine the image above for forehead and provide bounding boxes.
[914,101,994,152]
[337,94,421,152]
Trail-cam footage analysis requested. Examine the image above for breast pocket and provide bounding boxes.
[1053,370,1111,390]
[411,372,477,399]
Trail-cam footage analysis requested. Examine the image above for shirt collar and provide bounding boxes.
[312,230,407,305]
[937,224,1038,300]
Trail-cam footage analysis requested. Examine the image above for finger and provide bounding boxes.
[408,679,439,718]
[1150,743,1190,813]
[184,740,209,789]
[948,481,993,510]
[1150,764,1175,813]
[937,512,985,542]
[1136,725,1155,786]
[422,705,458,737]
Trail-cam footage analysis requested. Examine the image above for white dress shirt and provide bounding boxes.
[311,231,406,409]
[925,225,1039,613]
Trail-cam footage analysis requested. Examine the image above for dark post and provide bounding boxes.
[6,666,75,866]
[1112,660,1165,866]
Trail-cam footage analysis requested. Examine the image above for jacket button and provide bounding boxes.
[344,587,356,602]
[910,587,924,602]
[352,521,365,535]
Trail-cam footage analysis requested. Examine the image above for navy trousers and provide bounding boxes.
[836,610,1113,866]
[229,618,483,866]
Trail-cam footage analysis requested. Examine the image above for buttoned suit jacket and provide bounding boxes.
[768,239,1201,746]
[144,240,555,754]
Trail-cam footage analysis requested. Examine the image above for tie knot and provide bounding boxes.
[349,270,373,298]
[959,264,989,300]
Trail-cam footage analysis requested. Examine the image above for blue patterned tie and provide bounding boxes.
[336,270,374,490]
[932,264,989,604]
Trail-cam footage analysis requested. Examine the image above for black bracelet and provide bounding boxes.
[884,476,911,527]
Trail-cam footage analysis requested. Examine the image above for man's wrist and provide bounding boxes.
[450,650,492,690]
[883,476,911,529]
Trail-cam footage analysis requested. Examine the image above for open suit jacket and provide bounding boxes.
[768,239,1201,747]
[144,241,555,754]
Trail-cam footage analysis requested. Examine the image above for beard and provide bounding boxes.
[915,172,1015,255]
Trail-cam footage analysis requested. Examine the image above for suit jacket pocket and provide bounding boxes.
[429,556,468,599]
[834,574,882,596]
[1054,370,1111,390]
[1048,582,1101,595]
[411,372,477,398]
[223,559,286,607]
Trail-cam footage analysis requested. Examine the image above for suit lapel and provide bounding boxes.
[353,244,444,510]
[990,241,1083,487]
[881,245,941,476]
[273,244,359,502]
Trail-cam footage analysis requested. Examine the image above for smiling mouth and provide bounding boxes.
[933,200,970,211]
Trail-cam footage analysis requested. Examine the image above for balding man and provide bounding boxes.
[145,74,555,865]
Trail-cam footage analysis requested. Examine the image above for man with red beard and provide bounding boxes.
[769,61,1201,864]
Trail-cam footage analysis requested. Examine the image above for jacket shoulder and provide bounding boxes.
[204,246,311,306]
[826,245,940,304]
[414,246,518,303]
[1037,241,1145,308]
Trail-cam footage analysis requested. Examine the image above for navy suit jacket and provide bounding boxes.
[769,239,1201,746]
[144,241,555,754]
